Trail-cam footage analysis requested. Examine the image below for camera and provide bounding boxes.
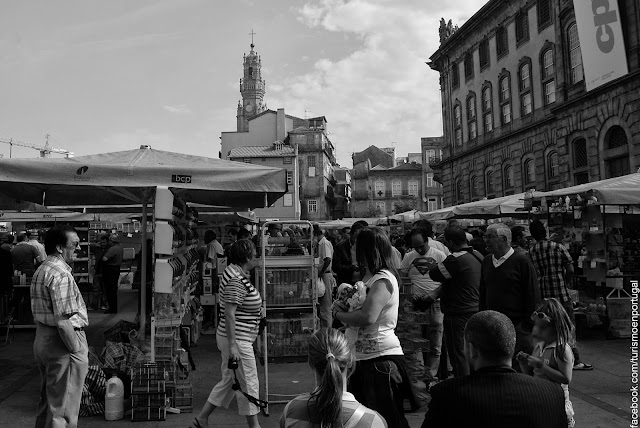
[228,357,239,370]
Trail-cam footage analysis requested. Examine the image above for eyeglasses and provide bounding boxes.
[531,311,552,323]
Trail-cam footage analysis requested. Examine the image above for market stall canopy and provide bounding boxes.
[419,193,528,220]
[388,210,419,222]
[318,219,352,229]
[0,211,138,223]
[198,211,257,224]
[0,146,287,209]
[339,217,388,226]
[528,172,640,205]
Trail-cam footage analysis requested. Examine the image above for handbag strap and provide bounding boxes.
[344,404,366,428]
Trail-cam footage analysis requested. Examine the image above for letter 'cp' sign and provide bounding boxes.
[171,174,192,184]
[593,0,617,53]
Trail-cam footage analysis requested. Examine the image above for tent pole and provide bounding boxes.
[140,189,149,339]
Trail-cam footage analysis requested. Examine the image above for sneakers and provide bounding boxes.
[573,362,593,370]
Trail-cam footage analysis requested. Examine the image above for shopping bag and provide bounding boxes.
[316,277,326,298]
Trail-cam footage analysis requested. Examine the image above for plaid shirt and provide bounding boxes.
[31,255,88,328]
[529,240,573,303]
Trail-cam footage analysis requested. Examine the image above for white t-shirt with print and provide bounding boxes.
[401,246,446,296]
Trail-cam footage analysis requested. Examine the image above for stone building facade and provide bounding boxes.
[429,0,640,206]
[421,137,446,211]
[351,151,423,218]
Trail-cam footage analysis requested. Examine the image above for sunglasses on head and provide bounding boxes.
[531,311,552,323]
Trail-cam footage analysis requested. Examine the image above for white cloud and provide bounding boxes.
[162,104,192,115]
[273,0,487,166]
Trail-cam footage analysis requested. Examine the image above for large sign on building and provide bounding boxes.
[573,0,628,91]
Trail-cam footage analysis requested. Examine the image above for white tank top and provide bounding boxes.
[346,269,403,360]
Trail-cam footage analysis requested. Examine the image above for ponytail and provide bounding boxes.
[306,328,354,427]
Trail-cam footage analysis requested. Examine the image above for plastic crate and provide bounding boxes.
[166,381,193,412]
[131,392,167,421]
[131,362,170,393]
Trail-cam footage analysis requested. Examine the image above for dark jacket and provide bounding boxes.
[333,239,356,285]
[422,366,567,428]
[428,247,483,315]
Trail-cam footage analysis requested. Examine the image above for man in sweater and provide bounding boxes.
[428,226,483,377]
[333,220,368,285]
[529,220,592,371]
[401,228,447,386]
[479,223,540,370]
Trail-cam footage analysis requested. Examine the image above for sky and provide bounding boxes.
[0,0,489,167]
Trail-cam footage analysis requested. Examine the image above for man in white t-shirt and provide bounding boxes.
[401,228,447,386]
[313,224,334,328]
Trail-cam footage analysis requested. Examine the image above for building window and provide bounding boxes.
[606,156,629,178]
[515,11,529,45]
[243,158,252,163]
[425,149,436,163]
[426,173,434,188]
[499,74,511,125]
[408,181,419,197]
[470,176,479,198]
[454,103,462,146]
[428,198,438,212]
[542,49,554,78]
[308,199,317,213]
[307,155,316,177]
[547,152,559,178]
[504,165,514,188]
[538,0,551,30]
[374,180,385,197]
[568,23,584,84]
[519,60,533,116]
[496,26,508,58]
[573,138,588,168]
[286,170,293,185]
[451,62,460,89]
[455,179,463,202]
[607,126,628,149]
[485,171,494,194]
[375,201,386,214]
[482,85,493,133]
[283,193,293,207]
[524,159,535,184]
[392,180,401,196]
[283,157,292,164]
[464,52,474,80]
[574,172,589,185]
[479,39,490,70]
[467,94,477,140]
[540,48,555,105]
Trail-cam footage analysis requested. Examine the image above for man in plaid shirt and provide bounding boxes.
[31,225,89,427]
[528,220,592,371]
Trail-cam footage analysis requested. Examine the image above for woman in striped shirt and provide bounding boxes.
[193,239,263,428]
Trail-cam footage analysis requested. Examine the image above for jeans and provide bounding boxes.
[317,273,334,328]
[443,312,474,377]
[34,324,89,428]
[348,358,410,428]
[421,300,444,381]
[103,266,120,313]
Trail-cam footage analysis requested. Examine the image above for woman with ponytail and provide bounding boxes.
[280,328,386,428]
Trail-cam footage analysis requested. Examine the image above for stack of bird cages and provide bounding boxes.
[396,293,430,384]
[131,362,170,422]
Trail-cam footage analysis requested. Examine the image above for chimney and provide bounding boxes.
[277,108,286,142]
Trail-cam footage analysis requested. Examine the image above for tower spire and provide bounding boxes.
[249,28,256,50]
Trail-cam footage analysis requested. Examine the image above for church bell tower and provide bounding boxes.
[237,31,266,132]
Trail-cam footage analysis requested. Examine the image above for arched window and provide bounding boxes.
[467,94,477,140]
[541,48,555,105]
[248,66,254,77]
[524,159,535,184]
[504,165,514,189]
[568,24,584,84]
[454,179,463,203]
[482,85,493,133]
[604,126,630,178]
[485,171,495,194]
[470,175,479,198]
[454,103,462,146]
[547,152,559,178]
[607,126,628,149]
[499,74,512,125]
[519,59,533,116]
[573,138,587,167]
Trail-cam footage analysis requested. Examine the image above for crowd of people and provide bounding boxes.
[190,217,590,428]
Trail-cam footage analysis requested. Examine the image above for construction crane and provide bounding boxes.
[0,134,74,158]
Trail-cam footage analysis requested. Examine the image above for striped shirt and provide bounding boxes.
[30,255,88,328]
[279,392,387,428]
[217,264,262,343]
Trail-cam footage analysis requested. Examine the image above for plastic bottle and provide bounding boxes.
[104,373,124,420]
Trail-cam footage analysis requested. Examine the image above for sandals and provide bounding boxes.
[192,418,206,428]
[573,362,593,371]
